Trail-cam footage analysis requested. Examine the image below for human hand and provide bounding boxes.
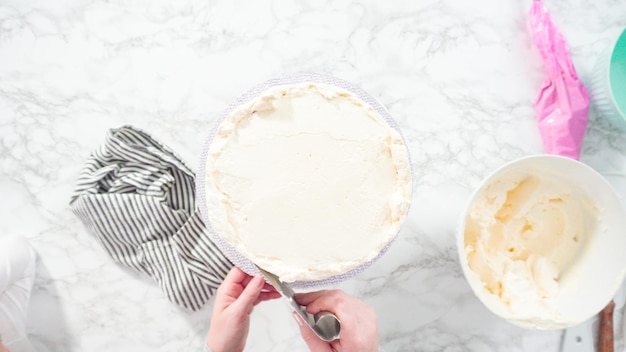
[294,290,378,352]
[206,267,281,352]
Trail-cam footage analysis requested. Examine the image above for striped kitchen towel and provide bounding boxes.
[69,125,232,311]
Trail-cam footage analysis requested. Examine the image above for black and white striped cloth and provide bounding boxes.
[69,126,232,311]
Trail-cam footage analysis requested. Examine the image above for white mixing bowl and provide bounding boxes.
[458,155,626,329]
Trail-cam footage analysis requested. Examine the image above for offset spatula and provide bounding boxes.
[598,281,626,352]
[255,265,341,342]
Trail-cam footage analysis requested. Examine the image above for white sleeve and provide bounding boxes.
[0,235,37,352]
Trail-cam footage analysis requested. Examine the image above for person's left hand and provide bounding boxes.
[206,267,281,352]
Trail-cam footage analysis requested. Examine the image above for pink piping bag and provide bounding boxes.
[529,0,590,160]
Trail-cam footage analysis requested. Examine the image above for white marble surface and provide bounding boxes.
[1,0,625,351]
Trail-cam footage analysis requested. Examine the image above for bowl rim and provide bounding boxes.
[608,27,626,120]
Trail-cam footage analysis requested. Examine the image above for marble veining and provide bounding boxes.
[1,0,625,351]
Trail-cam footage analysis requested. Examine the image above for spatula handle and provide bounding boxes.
[598,300,615,352]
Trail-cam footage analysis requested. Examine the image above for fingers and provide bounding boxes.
[231,275,264,312]
[222,266,248,286]
[254,291,282,306]
[223,266,278,292]
[242,279,278,297]
[262,282,279,293]
[306,294,341,315]
[214,267,250,307]
[294,290,332,306]
[293,312,333,352]
[218,267,276,295]
[296,290,344,315]
[217,267,248,297]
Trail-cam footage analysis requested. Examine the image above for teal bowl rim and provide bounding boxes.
[608,27,626,120]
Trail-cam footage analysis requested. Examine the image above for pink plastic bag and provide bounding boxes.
[529,0,590,160]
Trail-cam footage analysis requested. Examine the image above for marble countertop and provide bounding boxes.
[2,0,625,351]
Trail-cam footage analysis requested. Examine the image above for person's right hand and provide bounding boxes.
[293,290,378,352]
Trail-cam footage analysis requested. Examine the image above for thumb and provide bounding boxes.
[293,312,332,352]
[232,276,264,313]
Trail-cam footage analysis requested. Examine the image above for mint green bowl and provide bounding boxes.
[591,27,626,131]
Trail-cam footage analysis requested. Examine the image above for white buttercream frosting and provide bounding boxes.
[204,83,412,282]
[464,173,594,322]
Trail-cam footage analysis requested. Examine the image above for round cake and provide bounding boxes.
[204,82,412,282]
